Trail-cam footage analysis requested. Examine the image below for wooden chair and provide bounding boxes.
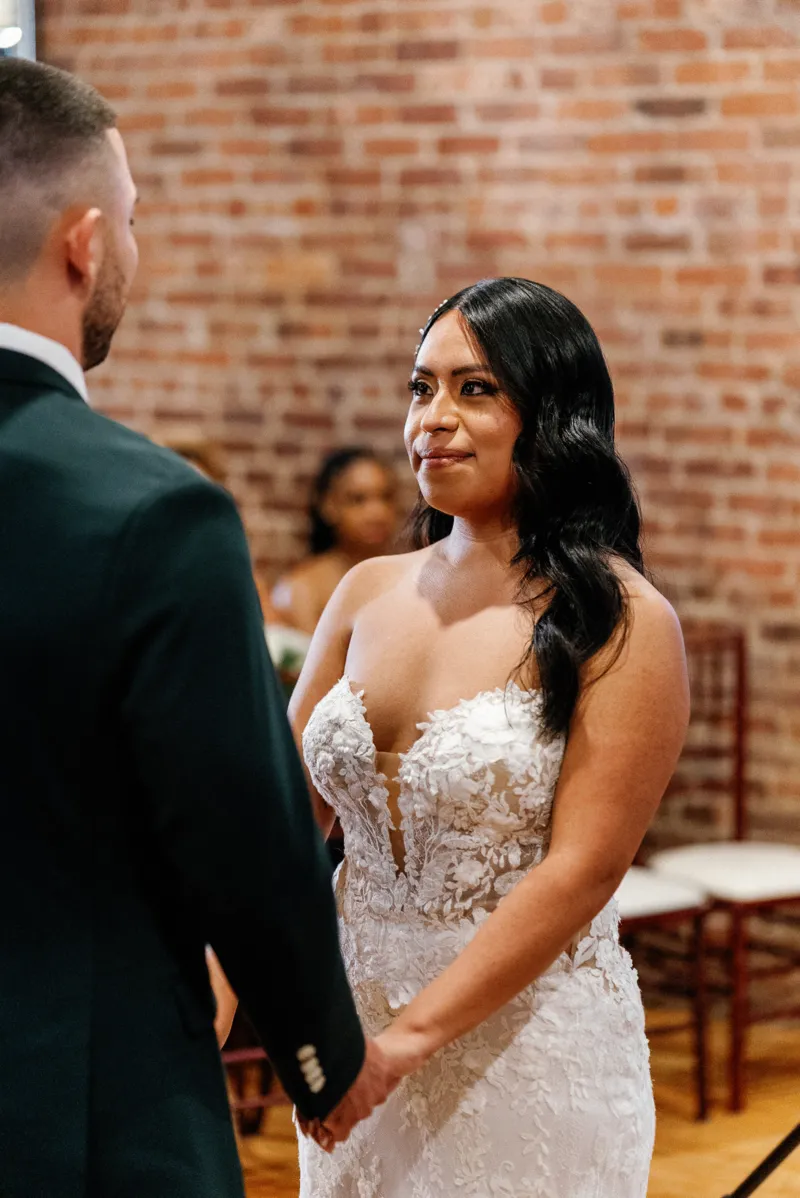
[648,625,800,1111]
[222,1010,285,1135]
[616,868,711,1120]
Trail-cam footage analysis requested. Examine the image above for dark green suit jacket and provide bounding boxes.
[0,349,364,1197]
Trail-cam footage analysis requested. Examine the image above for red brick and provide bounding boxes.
[364,138,419,156]
[400,167,461,186]
[593,63,660,86]
[594,264,663,290]
[288,15,346,36]
[326,167,381,186]
[288,139,343,156]
[718,166,789,192]
[438,136,500,154]
[467,230,527,249]
[697,361,770,381]
[251,107,311,126]
[626,233,692,253]
[541,67,577,89]
[639,28,707,52]
[555,31,625,54]
[396,40,459,61]
[676,129,751,151]
[675,263,752,286]
[476,103,540,121]
[635,163,688,183]
[722,92,799,117]
[220,138,274,156]
[399,105,456,123]
[724,26,798,50]
[472,37,539,58]
[588,131,667,154]
[545,233,608,251]
[215,78,271,98]
[355,106,397,126]
[353,73,416,93]
[119,112,167,132]
[675,59,750,84]
[763,127,800,148]
[653,196,678,216]
[763,59,800,82]
[763,265,800,286]
[323,43,382,64]
[151,140,203,157]
[559,99,626,120]
[147,80,196,100]
[635,97,706,118]
[185,109,238,128]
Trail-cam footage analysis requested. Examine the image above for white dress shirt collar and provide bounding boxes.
[0,323,89,403]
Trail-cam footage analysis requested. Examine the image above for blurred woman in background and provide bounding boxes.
[272,447,398,635]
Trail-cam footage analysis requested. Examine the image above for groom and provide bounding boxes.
[0,58,392,1197]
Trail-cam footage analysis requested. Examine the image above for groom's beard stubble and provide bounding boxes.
[82,245,128,372]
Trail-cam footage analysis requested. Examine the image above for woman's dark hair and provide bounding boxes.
[309,446,385,555]
[411,277,645,738]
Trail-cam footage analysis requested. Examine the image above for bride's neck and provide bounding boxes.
[441,516,519,569]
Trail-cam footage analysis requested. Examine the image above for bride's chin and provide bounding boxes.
[418,484,472,516]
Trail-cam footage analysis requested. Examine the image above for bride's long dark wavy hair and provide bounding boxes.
[411,277,645,739]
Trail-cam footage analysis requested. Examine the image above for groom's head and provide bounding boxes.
[0,58,138,370]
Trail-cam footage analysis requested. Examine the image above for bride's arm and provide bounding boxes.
[287,566,367,838]
[377,587,690,1074]
[206,946,238,1046]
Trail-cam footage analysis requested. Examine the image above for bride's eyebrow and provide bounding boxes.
[412,363,493,378]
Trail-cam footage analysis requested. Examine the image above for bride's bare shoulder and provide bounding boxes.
[338,545,432,609]
[308,547,432,651]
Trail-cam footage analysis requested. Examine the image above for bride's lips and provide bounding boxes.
[418,449,473,468]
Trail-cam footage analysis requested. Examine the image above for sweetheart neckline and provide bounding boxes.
[333,675,544,879]
[338,672,542,760]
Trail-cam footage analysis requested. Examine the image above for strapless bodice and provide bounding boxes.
[303,676,566,924]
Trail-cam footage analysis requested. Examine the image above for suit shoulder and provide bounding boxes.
[66,402,227,516]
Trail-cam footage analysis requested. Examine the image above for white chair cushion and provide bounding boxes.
[649,842,800,903]
[615,866,707,920]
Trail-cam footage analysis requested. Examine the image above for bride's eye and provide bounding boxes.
[461,379,496,397]
[407,378,431,398]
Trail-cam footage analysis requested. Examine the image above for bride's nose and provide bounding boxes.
[419,387,459,433]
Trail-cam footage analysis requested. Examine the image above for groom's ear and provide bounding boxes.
[62,206,105,301]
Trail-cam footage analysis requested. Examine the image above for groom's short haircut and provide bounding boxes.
[0,58,116,286]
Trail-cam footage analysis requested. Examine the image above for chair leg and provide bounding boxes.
[729,905,747,1112]
[693,912,710,1121]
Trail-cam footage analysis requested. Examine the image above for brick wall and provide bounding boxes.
[39,0,800,840]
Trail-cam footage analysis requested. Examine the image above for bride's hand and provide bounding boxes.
[372,1025,434,1081]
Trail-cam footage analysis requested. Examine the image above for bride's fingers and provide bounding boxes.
[324,1104,359,1144]
[314,1122,336,1152]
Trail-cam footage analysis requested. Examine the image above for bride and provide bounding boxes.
[289,277,689,1197]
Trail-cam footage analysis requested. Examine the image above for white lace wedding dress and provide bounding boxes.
[298,677,655,1198]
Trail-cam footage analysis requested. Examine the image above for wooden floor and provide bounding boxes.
[239,1016,800,1198]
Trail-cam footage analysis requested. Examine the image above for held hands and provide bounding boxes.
[299,1028,433,1152]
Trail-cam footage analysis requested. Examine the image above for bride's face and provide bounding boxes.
[404,310,522,521]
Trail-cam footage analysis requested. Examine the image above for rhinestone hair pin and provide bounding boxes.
[414,297,450,355]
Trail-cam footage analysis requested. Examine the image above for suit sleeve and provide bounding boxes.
[107,478,365,1120]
